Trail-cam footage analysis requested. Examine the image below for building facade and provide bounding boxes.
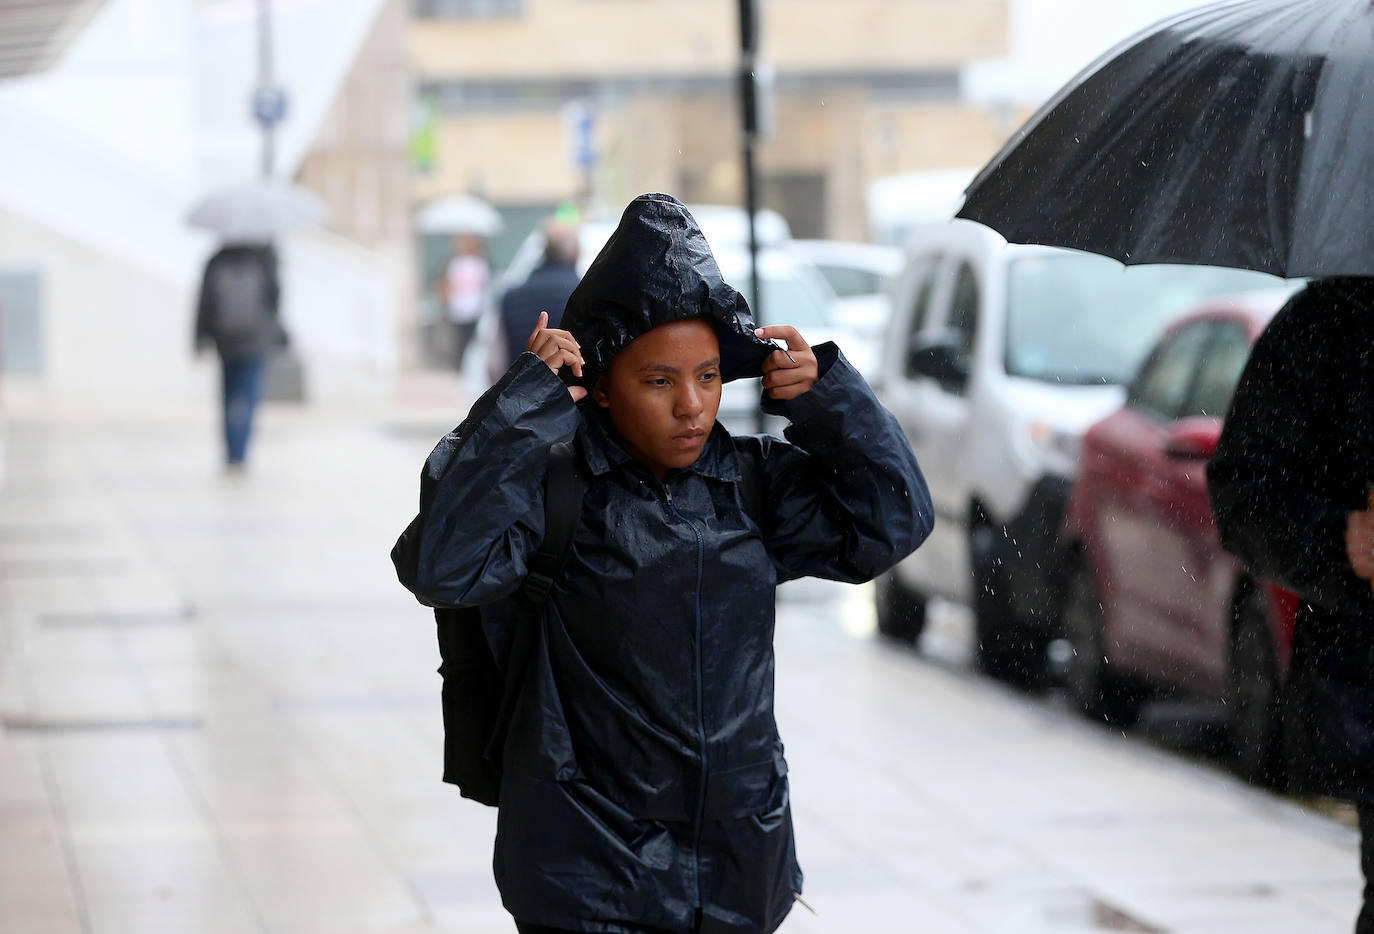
[408,0,1013,249]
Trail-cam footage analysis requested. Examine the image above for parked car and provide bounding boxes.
[873,218,1285,684]
[1057,290,1299,783]
[785,239,902,341]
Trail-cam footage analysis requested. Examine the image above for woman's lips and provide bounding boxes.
[671,428,706,447]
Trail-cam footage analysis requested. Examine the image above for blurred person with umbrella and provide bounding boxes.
[955,2,1374,928]
[188,180,322,469]
[437,234,491,373]
[416,194,503,373]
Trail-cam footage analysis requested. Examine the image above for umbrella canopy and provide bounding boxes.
[187,181,326,244]
[958,0,1374,278]
[415,194,503,237]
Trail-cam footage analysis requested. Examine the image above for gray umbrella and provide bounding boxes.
[187,180,326,244]
[415,193,503,237]
[957,0,1374,278]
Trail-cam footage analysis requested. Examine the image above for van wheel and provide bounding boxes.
[970,524,1039,684]
[1228,591,1286,789]
[875,571,926,644]
[1063,559,1141,726]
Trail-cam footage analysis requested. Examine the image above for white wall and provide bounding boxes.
[0,0,396,411]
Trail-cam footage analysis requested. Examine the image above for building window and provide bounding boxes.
[419,70,958,115]
[413,0,523,18]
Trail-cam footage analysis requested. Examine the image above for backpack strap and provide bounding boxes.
[484,437,586,761]
[519,439,585,605]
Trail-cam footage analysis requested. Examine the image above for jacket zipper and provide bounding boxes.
[664,485,709,915]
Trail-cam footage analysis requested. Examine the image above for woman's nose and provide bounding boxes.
[675,383,704,417]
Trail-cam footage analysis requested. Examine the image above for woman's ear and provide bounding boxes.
[593,375,610,408]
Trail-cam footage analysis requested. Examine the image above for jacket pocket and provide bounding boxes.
[705,754,788,820]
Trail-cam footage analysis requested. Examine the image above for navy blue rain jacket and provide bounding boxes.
[393,194,933,933]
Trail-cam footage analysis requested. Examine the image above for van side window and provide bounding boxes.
[909,258,937,333]
[902,257,938,379]
[945,262,979,392]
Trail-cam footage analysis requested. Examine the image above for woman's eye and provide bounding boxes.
[649,378,670,387]
[701,372,720,384]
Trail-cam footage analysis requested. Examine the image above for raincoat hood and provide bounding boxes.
[560,193,775,386]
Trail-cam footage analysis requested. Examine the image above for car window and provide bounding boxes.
[1130,322,1213,422]
[731,271,832,329]
[902,256,940,379]
[1187,322,1251,418]
[946,262,979,384]
[815,264,886,299]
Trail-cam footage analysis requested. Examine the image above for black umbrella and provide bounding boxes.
[958,0,1374,278]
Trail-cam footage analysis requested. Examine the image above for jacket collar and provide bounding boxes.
[579,405,741,483]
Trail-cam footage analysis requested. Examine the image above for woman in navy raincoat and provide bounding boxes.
[393,194,932,934]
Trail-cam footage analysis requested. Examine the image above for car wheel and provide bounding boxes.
[1228,591,1286,789]
[874,571,927,644]
[970,523,1042,685]
[1062,559,1141,726]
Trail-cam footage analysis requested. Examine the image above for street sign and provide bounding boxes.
[560,100,596,171]
[252,86,288,126]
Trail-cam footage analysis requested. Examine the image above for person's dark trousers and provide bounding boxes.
[220,356,264,465]
[1358,804,1374,933]
[452,320,479,369]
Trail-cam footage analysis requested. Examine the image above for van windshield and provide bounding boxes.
[1004,254,1283,385]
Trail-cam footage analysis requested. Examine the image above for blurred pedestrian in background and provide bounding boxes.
[499,218,581,365]
[438,233,490,372]
[193,242,284,470]
[1209,277,1374,934]
[393,194,931,934]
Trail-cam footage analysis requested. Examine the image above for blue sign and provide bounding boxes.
[252,86,288,126]
[561,101,596,171]
[573,108,595,170]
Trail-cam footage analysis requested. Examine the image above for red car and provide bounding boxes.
[1058,289,1298,784]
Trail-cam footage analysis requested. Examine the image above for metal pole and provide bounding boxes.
[258,0,274,178]
[743,109,761,329]
[738,0,765,431]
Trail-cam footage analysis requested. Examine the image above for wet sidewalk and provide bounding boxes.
[0,389,1362,934]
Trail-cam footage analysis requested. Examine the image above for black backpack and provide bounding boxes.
[208,251,272,347]
[435,439,586,806]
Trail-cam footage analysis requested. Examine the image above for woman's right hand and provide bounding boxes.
[527,311,587,402]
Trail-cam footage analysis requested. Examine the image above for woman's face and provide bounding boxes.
[594,318,722,481]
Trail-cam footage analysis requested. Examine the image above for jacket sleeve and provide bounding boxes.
[391,353,581,608]
[746,343,933,584]
[1207,299,1366,614]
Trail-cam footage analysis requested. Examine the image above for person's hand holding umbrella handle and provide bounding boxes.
[1345,486,1374,588]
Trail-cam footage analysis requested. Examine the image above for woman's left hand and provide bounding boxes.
[755,325,818,401]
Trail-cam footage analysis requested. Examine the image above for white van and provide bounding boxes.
[874,219,1282,681]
